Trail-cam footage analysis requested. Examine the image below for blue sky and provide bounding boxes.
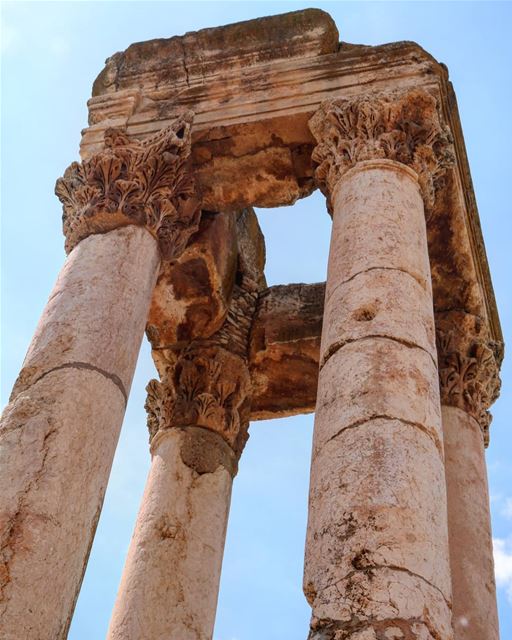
[2,2,511,638]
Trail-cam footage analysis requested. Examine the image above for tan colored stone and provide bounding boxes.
[325,161,431,297]
[249,282,324,420]
[80,11,502,357]
[1,226,160,639]
[442,405,499,640]
[305,123,453,635]
[308,568,452,640]
[322,267,436,365]
[147,211,238,352]
[12,226,160,398]
[55,114,200,258]
[109,232,257,638]
[107,428,233,640]
[306,419,451,599]
[314,339,443,455]
[0,368,126,640]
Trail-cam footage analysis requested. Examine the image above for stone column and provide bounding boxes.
[107,278,258,640]
[0,115,200,640]
[304,90,455,639]
[436,311,502,640]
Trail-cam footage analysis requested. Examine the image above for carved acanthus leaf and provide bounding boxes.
[436,322,503,446]
[309,89,455,212]
[55,112,200,259]
[146,345,251,457]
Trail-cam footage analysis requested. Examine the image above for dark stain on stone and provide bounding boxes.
[179,426,238,478]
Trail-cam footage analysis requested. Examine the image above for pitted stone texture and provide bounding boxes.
[11,226,160,400]
[326,162,430,298]
[0,368,126,640]
[306,155,452,638]
[92,9,339,98]
[314,339,443,456]
[107,428,232,640]
[306,419,452,601]
[442,405,499,640]
[308,568,452,640]
[322,267,436,366]
[249,282,324,420]
[1,225,159,638]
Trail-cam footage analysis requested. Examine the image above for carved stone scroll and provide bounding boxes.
[146,344,252,458]
[436,311,503,445]
[55,112,200,259]
[309,88,455,212]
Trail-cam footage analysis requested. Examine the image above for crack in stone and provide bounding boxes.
[317,414,444,460]
[309,614,442,640]
[320,334,437,371]
[179,38,191,88]
[27,362,128,406]
[325,266,428,306]
[0,421,59,607]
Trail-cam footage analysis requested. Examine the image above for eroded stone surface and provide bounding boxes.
[81,12,501,354]
[306,110,453,637]
[321,268,437,367]
[442,406,499,640]
[107,428,233,640]
[11,226,160,399]
[92,9,339,97]
[0,369,126,640]
[147,211,238,350]
[307,419,451,599]
[250,282,324,419]
[325,162,431,297]
[1,225,160,639]
[315,337,443,456]
[56,113,200,258]
[108,203,264,639]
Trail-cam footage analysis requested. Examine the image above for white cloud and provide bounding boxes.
[501,497,512,520]
[1,20,20,54]
[49,35,70,56]
[493,537,512,604]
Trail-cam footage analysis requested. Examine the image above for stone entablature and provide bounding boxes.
[78,9,501,365]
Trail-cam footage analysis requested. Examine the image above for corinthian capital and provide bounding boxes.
[145,345,252,458]
[309,89,454,211]
[55,112,200,259]
[436,312,503,445]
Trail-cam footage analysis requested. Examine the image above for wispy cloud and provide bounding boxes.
[1,20,19,54]
[501,498,512,520]
[493,537,512,604]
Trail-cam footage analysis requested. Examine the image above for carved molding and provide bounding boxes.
[309,89,455,212]
[146,345,251,458]
[436,315,503,445]
[55,112,200,259]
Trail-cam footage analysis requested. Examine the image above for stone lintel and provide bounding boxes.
[249,282,324,420]
[92,9,339,98]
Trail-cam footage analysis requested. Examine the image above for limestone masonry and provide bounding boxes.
[0,9,503,640]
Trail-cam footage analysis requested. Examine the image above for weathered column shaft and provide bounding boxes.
[0,226,160,639]
[109,426,235,640]
[437,312,502,640]
[0,114,200,640]
[305,90,455,639]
